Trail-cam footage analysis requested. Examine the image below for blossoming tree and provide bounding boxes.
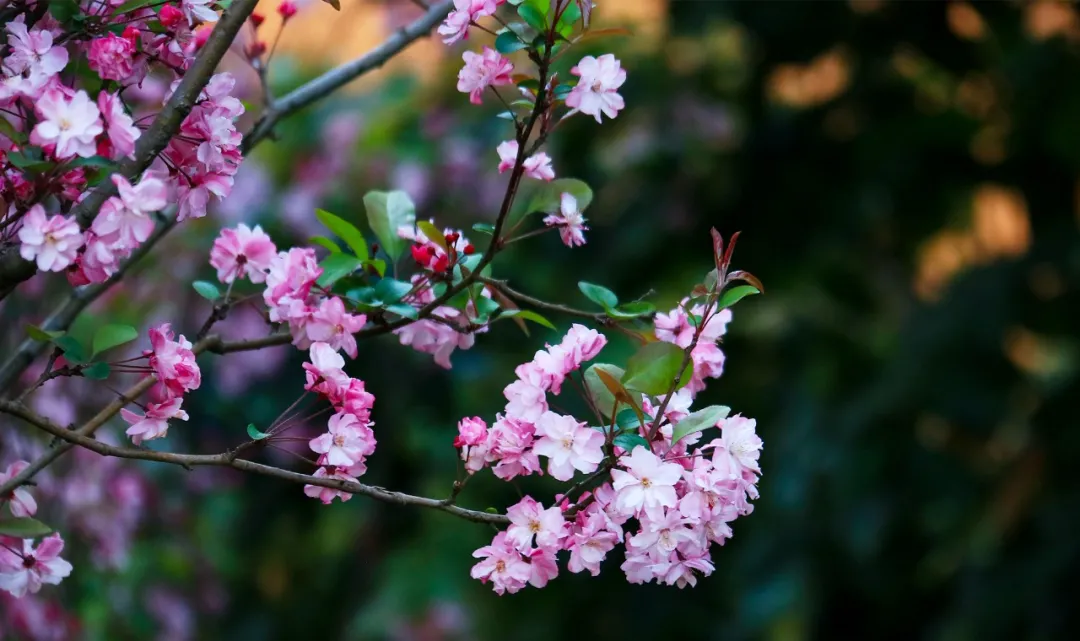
[0,0,765,610]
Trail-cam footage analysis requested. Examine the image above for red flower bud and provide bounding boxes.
[277,0,298,20]
[250,12,265,27]
[159,4,184,29]
[463,244,475,255]
[445,232,460,244]
[410,244,429,266]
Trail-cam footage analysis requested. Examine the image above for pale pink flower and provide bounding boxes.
[505,496,566,552]
[0,461,37,518]
[657,552,714,589]
[611,446,684,517]
[0,534,73,598]
[503,375,548,423]
[340,378,375,423]
[559,323,607,368]
[305,296,367,358]
[17,205,83,272]
[488,415,541,480]
[303,466,358,504]
[209,223,277,284]
[394,315,475,369]
[2,19,68,97]
[303,342,350,402]
[470,531,531,595]
[148,323,201,397]
[88,34,136,81]
[455,416,488,448]
[120,397,188,445]
[31,89,103,159]
[526,546,559,588]
[630,508,697,556]
[566,54,626,123]
[542,192,588,247]
[93,174,169,249]
[566,511,618,576]
[97,92,140,159]
[719,415,762,474]
[496,140,555,180]
[532,411,604,482]
[263,248,321,318]
[180,0,218,24]
[457,47,513,105]
[309,411,375,468]
[176,170,233,221]
[438,0,501,44]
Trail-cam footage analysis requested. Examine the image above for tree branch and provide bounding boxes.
[0,399,508,525]
[0,0,260,301]
[242,0,453,153]
[478,276,607,321]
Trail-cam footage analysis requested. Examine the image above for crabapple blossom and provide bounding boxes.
[611,446,684,517]
[147,323,201,398]
[439,0,502,44]
[503,374,548,422]
[120,397,188,446]
[505,496,566,552]
[17,206,83,272]
[655,300,733,394]
[309,411,376,468]
[565,510,619,576]
[87,34,136,82]
[542,193,588,247]
[719,415,763,474]
[2,19,68,98]
[209,223,278,284]
[30,90,103,159]
[496,140,555,180]
[487,415,541,481]
[92,174,169,249]
[340,379,376,424]
[470,531,531,595]
[532,411,605,482]
[566,54,627,123]
[0,461,37,518]
[526,547,560,588]
[304,465,361,504]
[303,342,350,402]
[455,417,489,448]
[457,47,513,106]
[97,92,141,159]
[0,535,73,598]
[306,297,367,358]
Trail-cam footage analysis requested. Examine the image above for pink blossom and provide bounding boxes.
[176,170,234,221]
[455,416,488,448]
[566,511,618,576]
[209,223,277,284]
[306,297,367,358]
[532,411,604,482]
[0,461,37,518]
[566,54,627,123]
[505,496,566,552]
[120,397,188,445]
[542,193,588,247]
[394,313,476,369]
[611,446,684,517]
[526,546,559,588]
[488,415,541,480]
[629,508,697,556]
[2,20,68,98]
[0,534,73,598]
[438,0,501,44]
[180,0,218,24]
[470,531,531,595]
[31,89,103,159]
[98,92,140,159]
[92,174,169,249]
[457,47,513,106]
[340,378,375,423]
[496,140,555,180]
[263,248,321,319]
[88,34,136,82]
[303,466,358,504]
[503,373,547,423]
[303,342,350,402]
[559,323,607,369]
[719,415,762,474]
[70,230,125,285]
[148,323,201,397]
[657,552,714,589]
[17,205,83,272]
[309,411,376,468]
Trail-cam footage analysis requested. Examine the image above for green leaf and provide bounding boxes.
[495,30,529,54]
[717,285,761,309]
[363,259,387,277]
[113,0,156,13]
[496,111,517,121]
[247,423,270,440]
[472,223,496,235]
[0,517,53,538]
[65,156,114,170]
[417,220,448,252]
[48,0,80,23]
[500,309,556,330]
[671,405,731,446]
[316,208,369,261]
[316,253,363,288]
[553,83,574,100]
[519,178,593,217]
[555,0,581,35]
[374,277,414,303]
[584,363,629,418]
[622,342,693,396]
[192,280,220,301]
[92,324,139,357]
[615,407,642,431]
[26,325,65,342]
[518,3,547,32]
[578,281,618,309]
[614,432,649,452]
[363,190,416,262]
[385,303,419,319]
[55,335,88,364]
[309,235,341,253]
[5,148,52,172]
[607,301,656,320]
[82,362,111,380]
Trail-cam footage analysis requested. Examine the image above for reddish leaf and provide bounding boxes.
[727,270,765,294]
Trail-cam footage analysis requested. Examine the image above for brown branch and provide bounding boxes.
[0,399,507,525]
[478,276,607,321]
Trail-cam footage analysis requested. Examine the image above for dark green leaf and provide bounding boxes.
[65,156,114,170]
[0,517,53,538]
[363,259,387,277]
[6,148,52,172]
[48,0,79,23]
[555,0,581,35]
[374,277,414,303]
[608,301,656,320]
[553,83,574,100]
[500,309,556,330]
[316,254,363,288]
[496,30,529,54]
[26,325,65,342]
[113,0,155,13]
[192,280,220,301]
[92,324,139,357]
[316,208,369,261]
[671,405,731,445]
[579,281,618,309]
[363,190,416,262]
[309,235,341,253]
[718,285,761,309]
[518,3,547,32]
[55,336,88,364]
[615,407,642,431]
[472,223,496,235]
[82,362,111,380]
[385,303,419,319]
[247,423,270,440]
[622,342,693,396]
[614,432,649,452]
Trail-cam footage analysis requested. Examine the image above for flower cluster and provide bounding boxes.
[302,343,377,503]
[121,324,202,445]
[0,462,74,599]
[1,2,244,285]
[655,299,733,394]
